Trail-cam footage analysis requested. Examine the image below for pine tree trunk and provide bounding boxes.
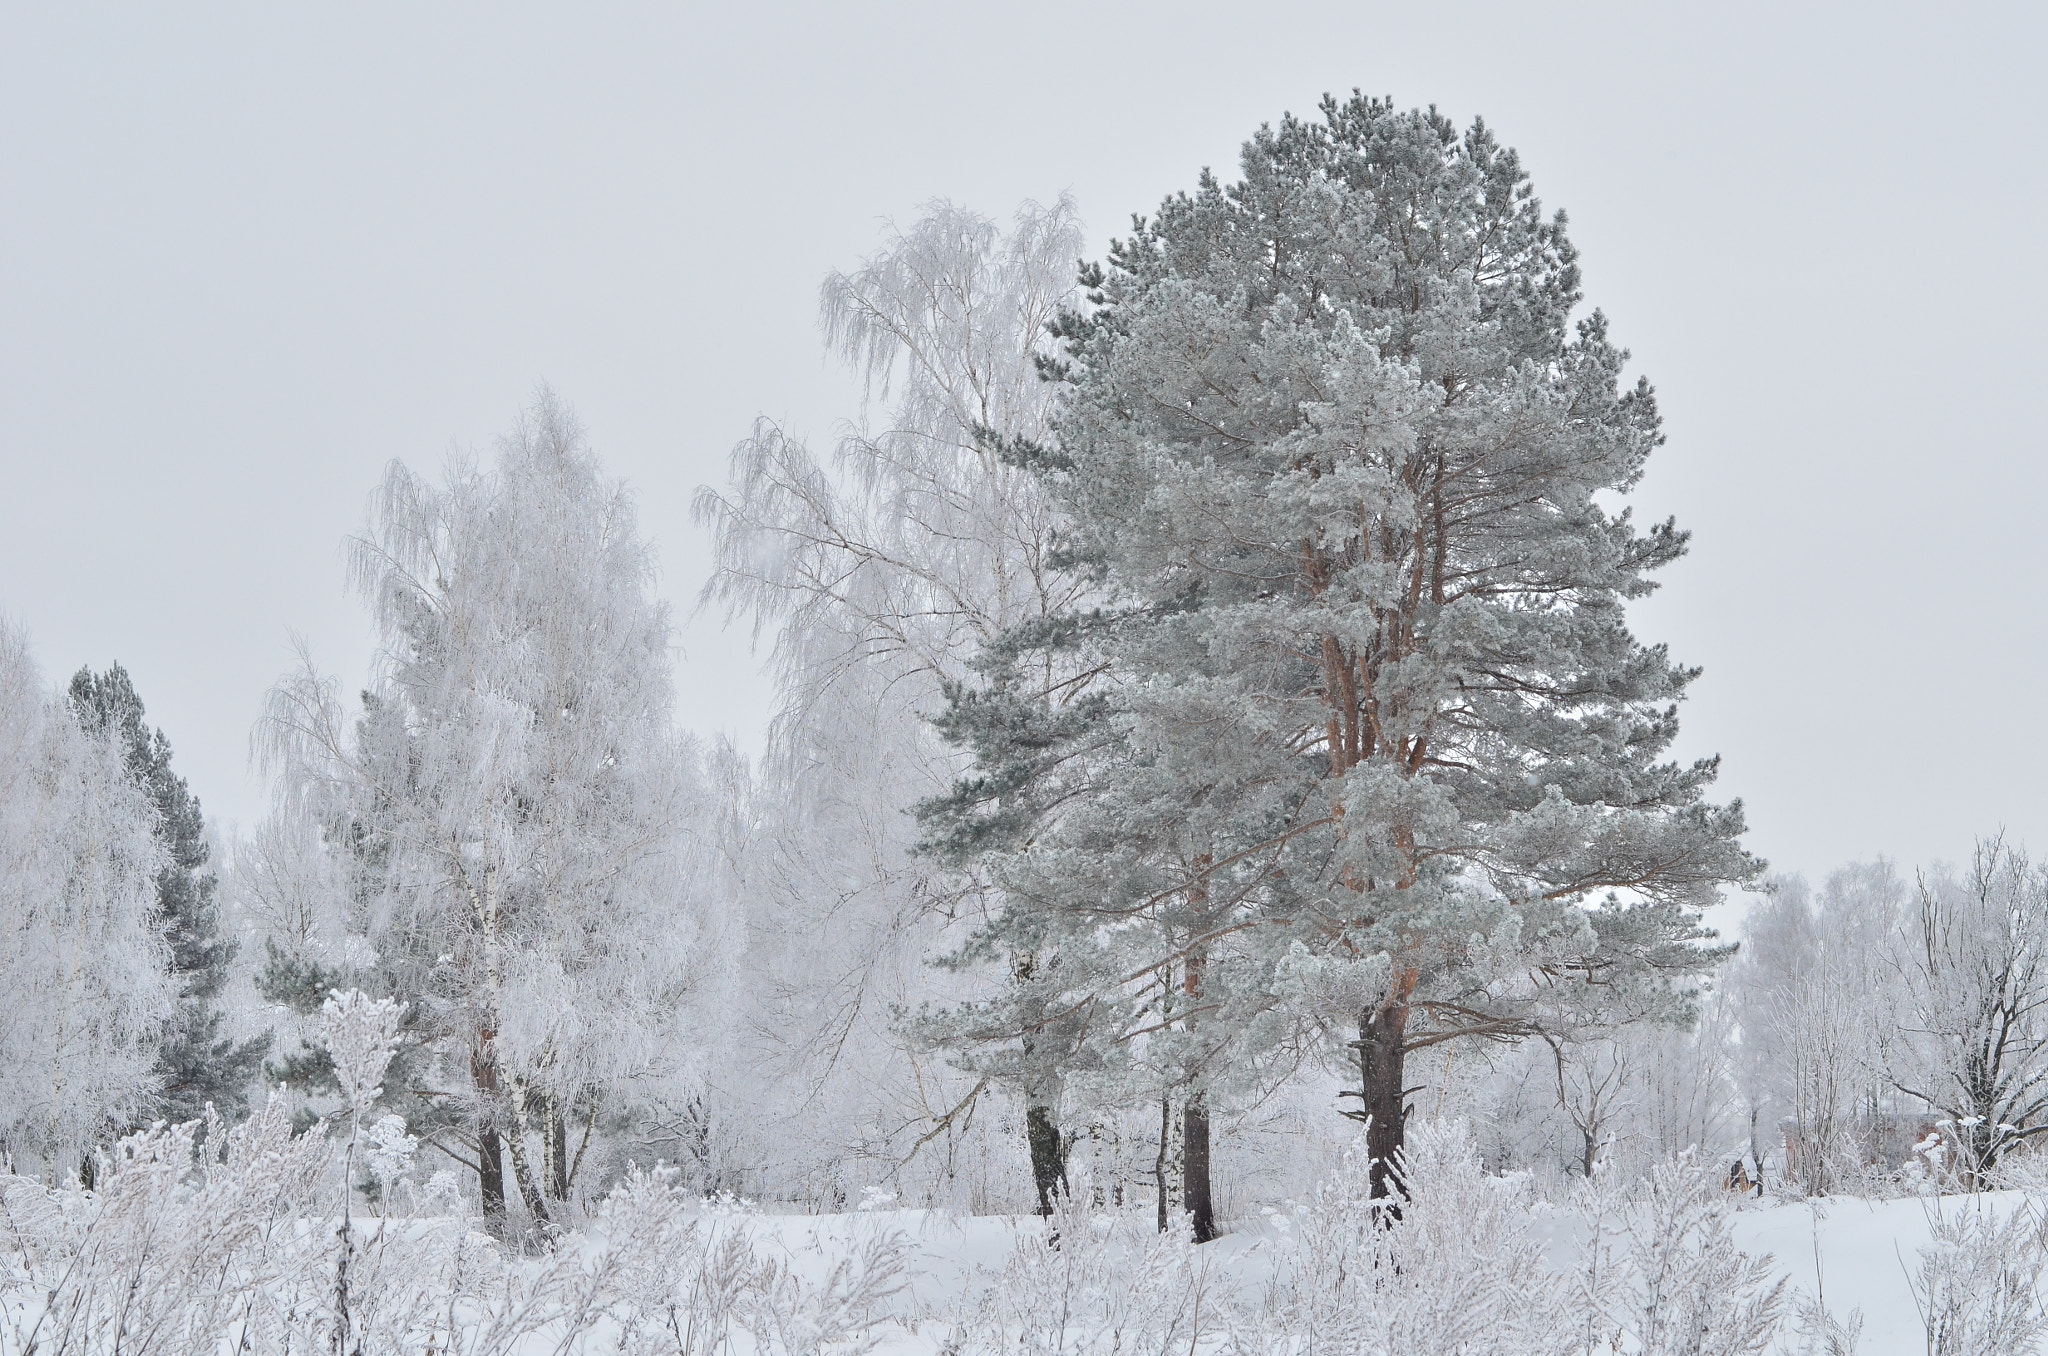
[1180,924,1217,1242]
[1017,955,1068,1216]
[1183,1092,1216,1242]
[1024,1093,1067,1215]
[1179,860,1220,1245]
[1352,974,1416,1204]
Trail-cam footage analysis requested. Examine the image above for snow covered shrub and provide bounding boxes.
[0,1095,568,1356]
[321,987,405,1117]
[1904,1196,2048,1356]
[949,1171,1227,1356]
[1598,1156,1784,1356]
[1790,1295,1864,1356]
[0,987,635,1354]
[320,986,407,1348]
[0,1100,328,1354]
[1257,1120,1581,1356]
[598,1163,914,1356]
[596,1163,752,1354]
[360,1113,419,1208]
[749,1222,914,1356]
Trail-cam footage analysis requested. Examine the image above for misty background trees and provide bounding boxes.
[2,92,2044,1246]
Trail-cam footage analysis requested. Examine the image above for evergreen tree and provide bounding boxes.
[69,664,269,1126]
[923,94,1756,1203]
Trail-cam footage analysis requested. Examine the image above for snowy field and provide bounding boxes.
[690,1191,2041,1355]
[11,65,2048,1356]
[6,1107,2038,1355]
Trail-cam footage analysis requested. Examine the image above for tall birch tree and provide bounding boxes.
[1885,838,2048,1186]
[695,197,1090,1210]
[258,393,720,1231]
[0,623,173,1176]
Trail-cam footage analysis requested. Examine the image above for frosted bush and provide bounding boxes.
[0,1114,917,1354]
[0,1101,328,1355]
[1904,1196,2048,1356]
[1791,1295,1864,1356]
[949,1171,1227,1356]
[594,1160,915,1356]
[1595,1156,1785,1356]
[320,988,406,1118]
[360,1112,419,1205]
[1257,1120,1582,1356]
[750,1224,913,1356]
[0,988,628,1354]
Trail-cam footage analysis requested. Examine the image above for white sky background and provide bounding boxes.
[0,2,2038,888]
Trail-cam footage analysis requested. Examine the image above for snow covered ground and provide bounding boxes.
[681,1188,2035,1355]
[5,1110,2037,1355]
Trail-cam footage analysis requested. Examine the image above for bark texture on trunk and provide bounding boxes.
[472,1039,508,1234]
[1154,1093,1171,1233]
[544,1096,569,1201]
[1180,863,1218,1241]
[478,1126,506,1231]
[1024,1098,1068,1215]
[1183,1093,1216,1242]
[505,1124,552,1227]
[1350,980,1415,1205]
[1017,952,1068,1217]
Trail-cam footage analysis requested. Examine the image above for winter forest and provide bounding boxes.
[7,93,2048,1354]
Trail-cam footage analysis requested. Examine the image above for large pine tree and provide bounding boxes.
[924,95,1756,1205]
[69,664,269,1126]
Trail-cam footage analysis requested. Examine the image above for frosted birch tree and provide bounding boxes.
[1729,867,1904,1193]
[257,393,721,1230]
[0,623,173,1176]
[1884,837,2048,1186]
[70,664,269,1126]
[925,94,1754,1202]
[694,197,1091,1210]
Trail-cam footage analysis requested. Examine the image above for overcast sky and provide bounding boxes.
[2,3,2040,891]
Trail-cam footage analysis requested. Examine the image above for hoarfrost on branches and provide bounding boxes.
[0,622,173,1177]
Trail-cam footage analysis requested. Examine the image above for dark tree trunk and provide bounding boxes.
[1183,1092,1216,1242]
[473,1038,508,1234]
[1017,954,1068,1217]
[478,1126,506,1231]
[1154,1093,1171,1233]
[545,1096,569,1201]
[1350,983,1414,1206]
[1180,863,1218,1240]
[1025,1096,1068,1215]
